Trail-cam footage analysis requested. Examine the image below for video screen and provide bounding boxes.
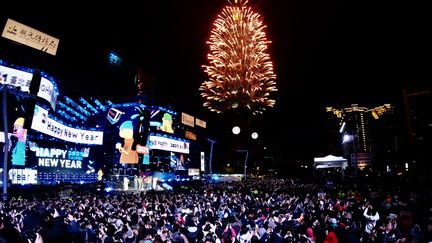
[149,108,177,135]
[103,104,150,164]
[0,92,32,167]
[0,64,33,93]
[148,149,190,172]
[26,140,95,173]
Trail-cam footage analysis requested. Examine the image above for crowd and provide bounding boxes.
[0,177,431,243]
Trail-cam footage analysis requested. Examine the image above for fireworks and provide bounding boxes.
[200,0,277,115]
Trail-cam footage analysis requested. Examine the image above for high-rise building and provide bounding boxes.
[326,104,392,170]
[402,86,432,177]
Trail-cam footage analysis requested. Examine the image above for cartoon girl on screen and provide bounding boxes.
[159,113,174,133]
[115,121,139,164]
[11,117,27,166]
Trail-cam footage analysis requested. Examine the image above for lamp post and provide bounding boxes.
[2,85,9,200]
[207,138,217,176]
[343,134,358,181]
[236,149,249,180]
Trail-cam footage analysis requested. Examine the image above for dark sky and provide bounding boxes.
[1,0,430,161]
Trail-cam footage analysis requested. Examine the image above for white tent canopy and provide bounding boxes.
[314,155,348,169]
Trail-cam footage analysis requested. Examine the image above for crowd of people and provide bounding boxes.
[0,177,431,243]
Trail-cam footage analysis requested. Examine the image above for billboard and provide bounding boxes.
[181,112,194,127]
[31,105,103,145]
[0,93,31,167]
[104,104,150,164]
[2,18,59,56]
[37,77,58,110]
[195,118,207,128]
[148,135,190,154]
[150,108,176,134]
[0,64,33,92]
[27,140,96,178]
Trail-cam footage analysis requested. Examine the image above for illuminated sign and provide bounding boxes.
[188,168,200,176]
[0,64,33,92]
[37,77,58,110]
[181,112,195,127]
[185,131,197,140]
[136,144,149,154]
[200,151,205,171]
[31,105,103,145]
[2,19,59,56]
[148,135,189,154]
[195,118,207,128]
[9,168,37,184]
[28,141,95,174]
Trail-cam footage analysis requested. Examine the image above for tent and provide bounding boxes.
[314,155,348,170]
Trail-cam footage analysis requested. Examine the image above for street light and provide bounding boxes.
[251,132,258,139]
[342,133,358,180]
[236,149,249,180]
[232,126,241,135]
[207,138,217,176]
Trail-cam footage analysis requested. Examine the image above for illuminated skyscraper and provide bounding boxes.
[326,104,392,169]
[403,86,432,177]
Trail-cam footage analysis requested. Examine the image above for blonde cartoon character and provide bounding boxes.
[159,113,174,133]
[115,121,138,164]
[11,117,27,166]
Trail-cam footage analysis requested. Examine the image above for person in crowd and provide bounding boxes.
[0,177,430,243]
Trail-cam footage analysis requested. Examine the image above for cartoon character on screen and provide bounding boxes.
[115,121,139,164]
[11,117,27,166]
[97,168,104,181]
[160,113,174,133]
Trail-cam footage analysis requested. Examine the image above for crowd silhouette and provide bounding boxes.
[0,177,431,243]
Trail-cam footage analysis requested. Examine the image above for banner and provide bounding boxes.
[37,77,58,110]
[2,19,59,56]
[31,105,103,145]
[0,64,33,92]
[148,135,189,154]
[8,168,37,184]
[200,152,205,171]
[181,112,194,127]
[195,118,207,128]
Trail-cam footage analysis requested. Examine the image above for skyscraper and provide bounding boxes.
[327,104,392,170]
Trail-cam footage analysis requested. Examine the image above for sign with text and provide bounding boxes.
[195,118,206,128]
[8,168,37,184]
[37,77,57,110]
[185,130,197,140]
[31,105,103,145]
[0,64,33,92]
[2,19,59,56]
[27,141,95,174]
[181,112,195,127]
[188,168,200,176]
[148,135,189,154]
[200,151,205,171]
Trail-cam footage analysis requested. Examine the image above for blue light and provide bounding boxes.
[104,187,113,192]
[161,183,173,190]
[108,51,123,66]
[79,97,99,114]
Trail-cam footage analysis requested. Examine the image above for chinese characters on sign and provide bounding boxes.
[2,18,60,56]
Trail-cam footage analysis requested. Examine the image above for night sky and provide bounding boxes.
[1,0,430,162]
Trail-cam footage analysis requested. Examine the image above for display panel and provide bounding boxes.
[103,104,150,164]
[0,64,33,92]
[0,93,30,167]
[150,108,177,134]
[26,140,97,183]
